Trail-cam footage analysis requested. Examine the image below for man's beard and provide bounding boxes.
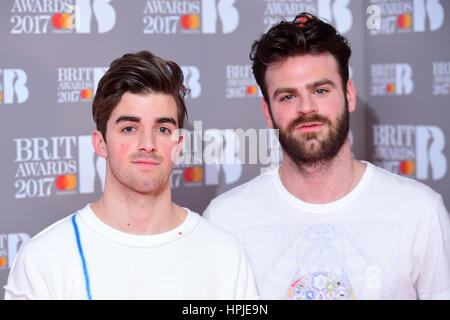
[272,101,350,167]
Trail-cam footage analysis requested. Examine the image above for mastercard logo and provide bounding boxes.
[52,13,73,30]
[386,84,395,93]
[183,167,203,182]
[0,92,3,102]
[397,14,412,29]
[399,160,415,175]
[180,14,200,30]
[55,174,77,191]
[80,89,93,99]
[0,256,7,268]
[246,86,258,95]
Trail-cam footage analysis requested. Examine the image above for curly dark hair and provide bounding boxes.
[250,12,351,105]
[92,50,188,141]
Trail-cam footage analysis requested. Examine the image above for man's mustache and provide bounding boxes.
[286,114,332,133]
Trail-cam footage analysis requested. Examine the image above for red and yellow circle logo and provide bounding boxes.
[399,160,415,175]
[52,13,73,30]
[183,167,203,182]
[397,14,412,29]
[180,14,200,30]
[0,256,7,268]
[386,84,395,93]
[0,92,3,102]
[55,174,77,191]
[80,89,93,99]
[246,86,258,95]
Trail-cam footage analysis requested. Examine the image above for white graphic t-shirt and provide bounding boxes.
[204,162,450,299]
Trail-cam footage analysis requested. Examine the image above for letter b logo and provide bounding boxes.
[202,0,239,34]
[0,233,30,269]
[72,0,116,34]
[416,126,447,180]
[318,0,353,34]
[78,135,106,193]
[204,130,242,185]
[181,66,201,99]
[413,0,444,32]
[1,69,29,104]
[395,64,413,95]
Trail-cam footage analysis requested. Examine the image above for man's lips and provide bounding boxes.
[132,159,160,169]
[295,122,324,132]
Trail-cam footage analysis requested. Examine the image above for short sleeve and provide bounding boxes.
[4,242,51,300]
[417,195,450,299]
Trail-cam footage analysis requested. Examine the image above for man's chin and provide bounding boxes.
[282,136,338,165]
[133,184,167,196]
[290,135,324,150]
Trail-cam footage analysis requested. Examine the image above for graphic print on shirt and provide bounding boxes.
[238,222,400,299]
[287,271,354,300]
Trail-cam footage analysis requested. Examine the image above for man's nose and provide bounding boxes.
[137,129,157,153]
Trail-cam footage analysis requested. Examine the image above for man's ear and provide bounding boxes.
[174,134,183,159]
[262,98,274,129]
[171,129,184,163]
[92,130,108,158]
[346,79,357,113]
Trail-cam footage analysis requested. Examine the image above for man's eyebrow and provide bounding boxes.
[306,79,336,89]
[272,87,298,100]
[155,117,177,127]
[115,116,140,124]
[114,116,177,127]
[272,79,337,99]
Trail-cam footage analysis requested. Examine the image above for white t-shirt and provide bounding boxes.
[4,205,259,300]
[204,162,450,300]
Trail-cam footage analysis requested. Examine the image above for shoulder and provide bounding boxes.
[369,162,440,201]
[14,207,85,265]
[6,210,78,292]
[206,169,277,211]
[366,162,445,222]
[18,216,73,261]
[190,211,246,253]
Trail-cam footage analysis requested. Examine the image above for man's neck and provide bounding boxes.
[279,141,366,204]
[90,181,186,235]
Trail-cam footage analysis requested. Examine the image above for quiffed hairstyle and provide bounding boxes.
[92,50,189,141]
[250,12,351,105]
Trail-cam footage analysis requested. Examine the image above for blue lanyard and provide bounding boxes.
[71,214,92,300]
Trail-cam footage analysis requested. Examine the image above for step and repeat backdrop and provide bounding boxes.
[1,0,449,297]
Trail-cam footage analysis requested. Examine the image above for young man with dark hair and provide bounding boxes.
[5,51,258,300]
[204,13,450,300]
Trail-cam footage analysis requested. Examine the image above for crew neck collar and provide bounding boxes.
[76,204,200,248]
[270,161,373,213]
